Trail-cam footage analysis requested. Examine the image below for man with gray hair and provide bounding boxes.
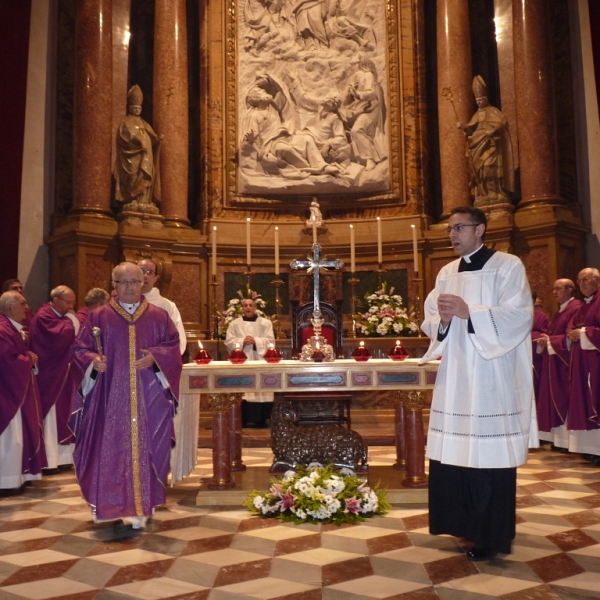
[29,285,80,472]
[0,291,47,494]
[76,288,110,328]
[72,262,182,534]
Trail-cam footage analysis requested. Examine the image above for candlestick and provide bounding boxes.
[271,276,286,339]
[212,225,217,275]
[348,275,359,338]
[209,274,220,343]
[411,224,418,274]
[312,215,317,244]
[377,217,382,264]
[350,224,355,273]
[274,226,280,275]
[246,218,251,266]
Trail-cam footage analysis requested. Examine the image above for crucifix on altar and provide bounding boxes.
[290,241,344,362]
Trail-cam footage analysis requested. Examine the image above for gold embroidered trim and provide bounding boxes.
[110,297,149,323]
[129,322,143,515]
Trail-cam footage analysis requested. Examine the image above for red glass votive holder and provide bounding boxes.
[228,349,247,364]
[352,342,371,362]
[388,340,408,361]
[312,350,325,363]
[264,347,282,363]
[193,348,213,365]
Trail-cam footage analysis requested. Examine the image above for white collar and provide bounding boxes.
[8,317,23,331]
[558,297,574,312]
[462,244,484,264]
[119,300,141,314]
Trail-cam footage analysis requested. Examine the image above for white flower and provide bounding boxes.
[295,509,307,519]
[253,495,264,509]
[376,323,389,335]
[339,468,355,476]
[282,470,296,482]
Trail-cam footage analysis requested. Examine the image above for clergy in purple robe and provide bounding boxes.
[562,268,600,432]
[72,262,182,532]
[535,279,581,434]
[28,286,79,469]
[75,287,109,328]
[531,296,550,402]
[0,292,47,491]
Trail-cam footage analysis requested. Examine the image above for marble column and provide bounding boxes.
[513,0,563,208]
[72,0,113,217]
[153,0,191,227]
[436,0,473,219]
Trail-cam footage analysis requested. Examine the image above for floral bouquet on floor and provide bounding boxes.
[243,463,390,526]
[354,281,419,337]
[219,285,267,337]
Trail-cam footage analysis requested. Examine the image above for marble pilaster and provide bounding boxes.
[436,0,473,219]
[72,0,113,216]
[153,0,190,227]
[513,0,563,208]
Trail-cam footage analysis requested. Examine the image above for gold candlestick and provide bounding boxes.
[244,266,254,290]
[376,265,386,288]
[271,277,286,339]
[348,274,359,338]
[413,277,423,337]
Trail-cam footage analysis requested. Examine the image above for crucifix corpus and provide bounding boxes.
[290,243,344,362]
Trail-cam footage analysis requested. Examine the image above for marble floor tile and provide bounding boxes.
[0,576,97,599]
[437,572,541,596]
[326,574,429,598]
[87,548,172,566]
[106,576,208,600]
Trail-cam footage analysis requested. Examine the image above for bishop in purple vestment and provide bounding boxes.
[562,268,600,431]
[28,286,79,468]
[72,263,182,531]
[535,279,581,432]
[0,292,47,490]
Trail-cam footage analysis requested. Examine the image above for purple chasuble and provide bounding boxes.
[76,306,90,328]
[72,298,182,520]
[28,303,77,444]
[532,307,550,400]
[0,315,47,475]
[559,294,600,430]
[536,299,582,431]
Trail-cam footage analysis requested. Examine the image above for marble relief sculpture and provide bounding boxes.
[306,198,323,226]
[458,76,515,208]
[236,0,389,196]
[114,85,162,214]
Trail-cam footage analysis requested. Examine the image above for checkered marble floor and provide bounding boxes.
[0,447,599,600]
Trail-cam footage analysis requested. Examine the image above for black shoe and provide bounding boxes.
[0,484,26,497]
[58,464,73,471]
[551,444,569,454]
[592,456,600,467]
[466,547,497,561]
[113,519,136,536]
[42,468,60,476]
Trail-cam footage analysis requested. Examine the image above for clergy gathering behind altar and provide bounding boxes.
[1,205,599,558]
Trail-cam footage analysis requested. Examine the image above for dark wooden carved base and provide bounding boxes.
[270,398,368,472]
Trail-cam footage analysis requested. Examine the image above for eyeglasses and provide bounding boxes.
[444,223,478,234]
[113,280,142,287]
[141,269,155,276]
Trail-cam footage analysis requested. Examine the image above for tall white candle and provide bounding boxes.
[350,224,355,273]
[377,217,382,265]
[411,224,419,274]
[274,226,280,275]
[212,226,217,275]
[246,218,251,266]
[312,215,317,244]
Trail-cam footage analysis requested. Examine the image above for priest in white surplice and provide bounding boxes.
[225,298,275,427]
[420,206,538,561]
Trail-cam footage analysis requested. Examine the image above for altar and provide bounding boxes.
[179,358,439,505]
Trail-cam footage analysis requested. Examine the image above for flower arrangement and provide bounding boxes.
[243,463,390,526]
[219,285,267,336]
[354,281,419,337]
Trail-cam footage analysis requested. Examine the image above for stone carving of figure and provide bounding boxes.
[339,57,386,171]
[328,0,375,50]
[241,86,341,179]
[243,0,285,54]
[306,198,323,227]
[285,68,351,167]
[458,76,515,206]
[291,0,329,50]
[114,85,161,214]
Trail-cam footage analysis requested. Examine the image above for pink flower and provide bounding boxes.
[274,487,297,512]
[270,483,284,495]
[344,496,361,514]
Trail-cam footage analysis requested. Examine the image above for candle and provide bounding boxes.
[350,224,355,273]
[312,215,317,244]
[274,226,280,275]
[411,224,418,274]
[246,218,251,266]
[211,226,217,275]
[377,217,382,265]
